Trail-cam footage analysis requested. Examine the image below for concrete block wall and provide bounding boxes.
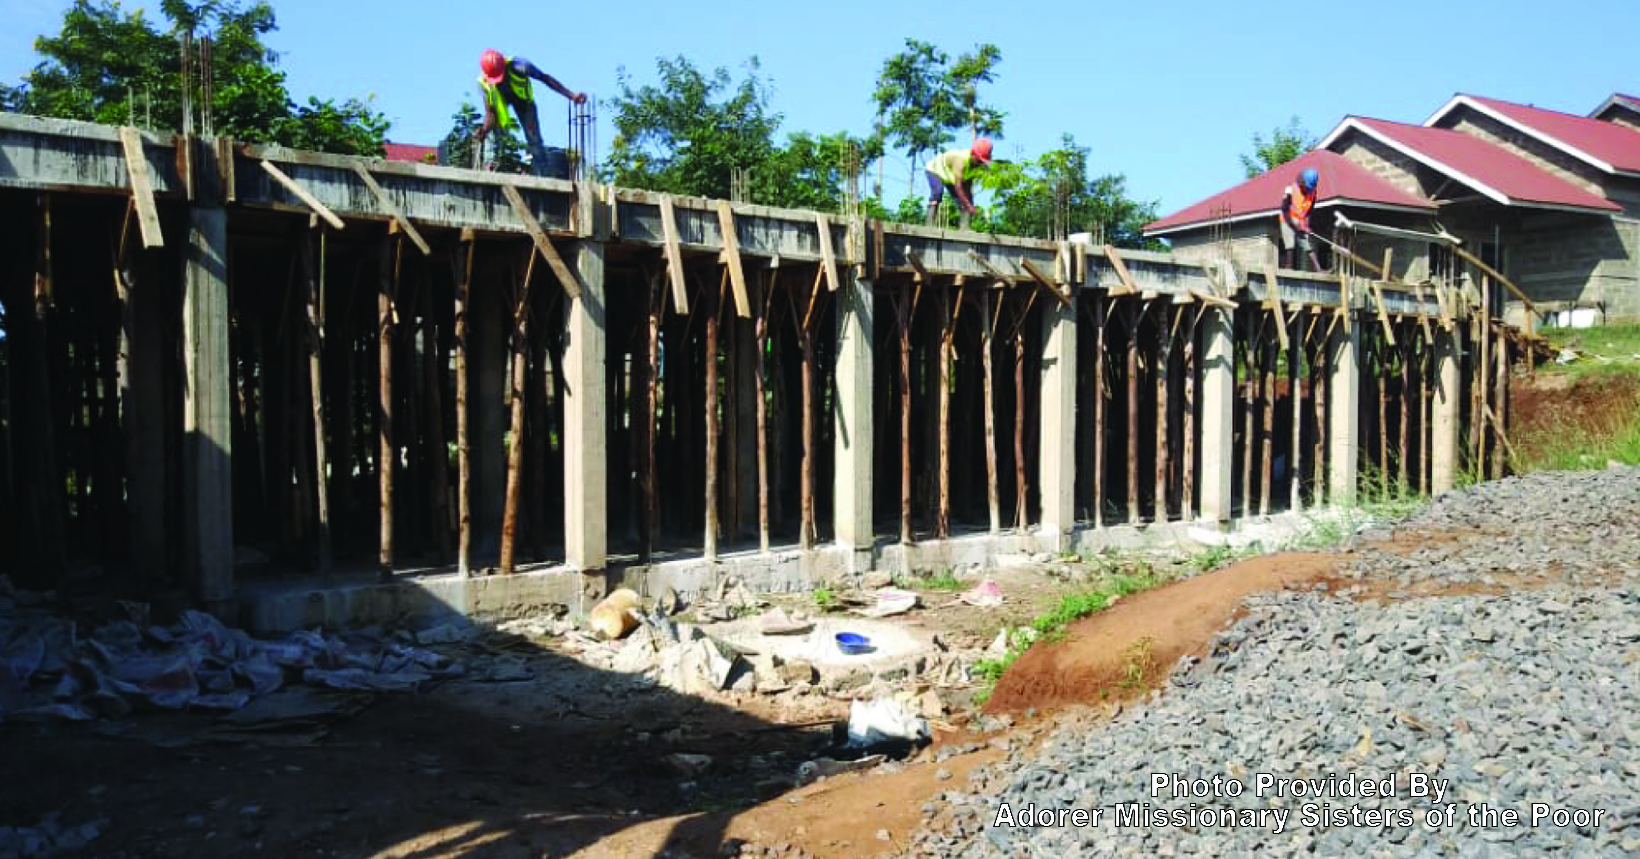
[1509,212,1640,319]
[1334,135,1428,197]
[1165,221,1279,274]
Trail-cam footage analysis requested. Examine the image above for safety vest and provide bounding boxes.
[1284,184,1315,231]
[478,60,533,130]
[927,149,977,186]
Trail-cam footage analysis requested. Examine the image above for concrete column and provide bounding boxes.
[1197,306,1236,523]
[182,203,233,605]
[1430,328,1462,494]
[1328,316,1362,505]
[1037,294,1077,550]
[832,271,873,565]
[564,240,607,573]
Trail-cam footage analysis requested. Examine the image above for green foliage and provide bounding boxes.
[1188,544,1246,574]
[972,567,1161,700]
[602,55,873,211]
[871,39,1004,192]
[1116,636,1156,691]
[439,100,525,173]
[981,133,1162,247]
[921,568,963,591]
[811,587,837,611]
[1240,116,1316,178]
[603,55,780,200]
[12,0,386,155]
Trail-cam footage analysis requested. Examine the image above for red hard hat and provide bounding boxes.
[480,50,507,85]
[971,137,993,164]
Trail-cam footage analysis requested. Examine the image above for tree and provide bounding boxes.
[871,39,1004,195]
[1240,116,1316,178]
[603,55,781,200]
[10,0,388,156]
[438,100,524,173]
[983,134,1162,249]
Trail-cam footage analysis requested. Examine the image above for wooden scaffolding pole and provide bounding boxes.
[755,268,772,553]
[301,226,332,572]
[1093,295,1106,526]
[1288,309,1302,512]
[800,265,823,549]
[898,280,919,544]
[377,229,401,581]
[1013,288,1036,531]
[1494,327,1508,477]
[499,248,537,575]
[982,290,1001,533]
[423,253,451,563]
[1155,308,1171,523]
[1125,300,1140,523]
[1260,317,1275,517]
[1182,305,1198,520]
[937,283,955,538]
[454,230,474,575]
[705,269,724,560]
[646,268,662,560]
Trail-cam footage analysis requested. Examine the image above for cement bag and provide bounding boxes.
[588,589,642,640]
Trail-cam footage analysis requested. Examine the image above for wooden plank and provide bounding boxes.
[351,164,430,255]
[1262,264,1290,350]
[118,127,164,248]
[905,245,929,282]
[715,199,752,317]
[1187,288,1236,309]
[1104,244,1138,295]
[260,160,344,231]
[1451,243,1534,312]
[502,183,584,300]
[1413,282,1434,341]
[1370,281,1396,346]
[656,194,690,314]
[815,212,840,292]
[1019,257,1073,310]
[968,249,1015,284]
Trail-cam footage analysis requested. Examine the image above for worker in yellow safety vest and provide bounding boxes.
[924,138,993,229]
[473,49,585,175]
[1280,168,1323,272]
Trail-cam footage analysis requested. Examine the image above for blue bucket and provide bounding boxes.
[835,632,873,655]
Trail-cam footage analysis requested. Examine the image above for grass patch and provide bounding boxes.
[811,587,837,611]
[1116,636,1156,691]
[972,565,1160,703]
[1512,364,1640,472]
[921,568,964,591]
[1539,323,1640,378]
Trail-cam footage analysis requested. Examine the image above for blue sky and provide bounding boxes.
[4,0,1637,217]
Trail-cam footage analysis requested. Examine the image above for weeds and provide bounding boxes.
[1117,637,1156,690]
[921,568,964,591]
[811,587,837,611]
[973,566,1161,702]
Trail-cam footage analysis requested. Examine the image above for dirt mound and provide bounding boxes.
[1512,371,1640,461]
[983,553,1340,714]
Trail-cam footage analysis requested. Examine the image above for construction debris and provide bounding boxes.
[588,589,642,640]
[956,579,1004,608]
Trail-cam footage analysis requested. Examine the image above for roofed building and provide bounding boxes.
[1146,92,1640,324]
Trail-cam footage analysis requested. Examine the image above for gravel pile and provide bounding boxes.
[1345,467,1640,589]
[907,469,1640,858]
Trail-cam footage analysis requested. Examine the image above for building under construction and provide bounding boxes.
[0,114,1529,630]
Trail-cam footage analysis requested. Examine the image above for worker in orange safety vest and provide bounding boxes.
[473,49,585,175]
[1279,167,1323,271]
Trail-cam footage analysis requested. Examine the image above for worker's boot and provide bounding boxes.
[958,210,971,231]
[1308,251,1326,273]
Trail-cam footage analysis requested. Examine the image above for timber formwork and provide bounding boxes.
[0,114,1526,623]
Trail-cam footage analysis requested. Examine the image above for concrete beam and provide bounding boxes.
[0,115,183,196]
[1430,328,1463,494]
[182,203,233,605]
[1198,305,1236,523]
[564,240,607,576]
[833,271,874,565]
[1037,294,1077,549]
[1328,314,1363,505]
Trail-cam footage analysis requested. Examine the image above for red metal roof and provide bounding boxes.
[1436,95,1640,175]
[1144,149,1434,235]
[1347,117,1621,212]
[384,142,438,164]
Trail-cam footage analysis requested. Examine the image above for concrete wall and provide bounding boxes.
[1334,134,1432,197]
[1508,212,1640,320]
[1165,219,1278,274]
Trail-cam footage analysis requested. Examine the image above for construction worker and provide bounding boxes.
[473,49,585,176]
[1280,167,1324,271]
[924,138,993,229]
